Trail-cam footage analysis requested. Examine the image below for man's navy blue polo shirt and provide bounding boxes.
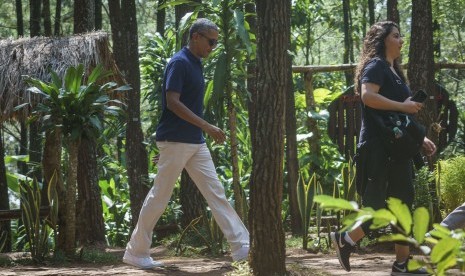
[155,47,206,144]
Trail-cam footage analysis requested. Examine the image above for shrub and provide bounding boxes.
[437,155,465,213]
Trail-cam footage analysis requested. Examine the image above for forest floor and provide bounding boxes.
[1,244,464,275]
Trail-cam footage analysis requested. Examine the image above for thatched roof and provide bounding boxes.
[0,31,122,122]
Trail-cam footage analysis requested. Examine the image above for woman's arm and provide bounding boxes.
[361,82,422,114]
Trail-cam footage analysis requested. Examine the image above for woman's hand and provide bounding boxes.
[400,97,423,114]
[422,137,436,156]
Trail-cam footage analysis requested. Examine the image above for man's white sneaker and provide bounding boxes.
[232,244,249,262]
[123,250,163,269]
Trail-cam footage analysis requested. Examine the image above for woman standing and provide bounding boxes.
[330,21,436,276]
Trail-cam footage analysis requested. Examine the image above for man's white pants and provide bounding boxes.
[126,142,249,257]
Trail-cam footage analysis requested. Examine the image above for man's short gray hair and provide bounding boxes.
[189,18,218,38]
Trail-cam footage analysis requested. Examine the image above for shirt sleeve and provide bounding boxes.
[361,59,386,87]
[165,60,186,94]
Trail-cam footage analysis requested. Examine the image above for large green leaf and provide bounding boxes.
[234,9,252,54]
[412,207,429,244]
[313,195,358,211]
[212,53,227,99]
[371,209,396,229]
[378,233,411,243]
[431,237,460,263]
[387,197,412,234]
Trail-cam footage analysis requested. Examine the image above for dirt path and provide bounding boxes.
[1,247,464,275]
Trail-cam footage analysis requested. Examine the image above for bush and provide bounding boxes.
[437,155,465,213]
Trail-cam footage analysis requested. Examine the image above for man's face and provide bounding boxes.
[193,29,219,58]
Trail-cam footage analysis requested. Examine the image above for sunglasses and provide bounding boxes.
[198,32,218,47]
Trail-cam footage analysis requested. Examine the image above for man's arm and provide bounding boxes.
[166,91,226,143]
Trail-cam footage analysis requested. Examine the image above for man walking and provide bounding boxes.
[123,18,250,269]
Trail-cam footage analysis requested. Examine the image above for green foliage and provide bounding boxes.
[413,166,434,211]
[176,215,224,257]
[22,64,126,143]
[437,155,465,213]
[19,175,58,264]
[297,173,317,249]
[315,195,465,275]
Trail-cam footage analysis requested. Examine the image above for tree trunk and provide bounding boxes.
[18,122,28,175]
[16,0,24,37]
[250,0,290,274]
[73,0,105,246]
[108,0,149,228]
[95,0,102,30]
[42,129,65,251]
[74,0,95,34]
[221,3,245,221]
[0,126,12,252]
[42,0,52,36]
[180,170,206,228]
[29,0,43,189]
[408,0,441,222]
[387,0,400,24]
[76,137,106,245]
[30,0,41,36]
[285,59,302,235]
[368,0,375,25]
[64,140,80,255]
[343,0,354,86]
[54,0,62,36]
[156,0,166,36]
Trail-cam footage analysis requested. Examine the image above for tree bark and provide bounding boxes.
[42,0,52,36]
[73,0,105,246]
[95,0,102,30]
[74,0,95,34]
[387,0,400,24]
[16,0,24,37]
[368,0,375,25]
[156,0,166,36]
[64,140,79,255]
[180,171,206,228]
[30,0,41,36]
[76,137,106,245]
[0,126,12,252]
[285,59,302,235]
[250,0,290,274]
[342,0,354,86]
[54,0,62,36]
[408,0,441,222]
[42,129,65,250]
[108,0,149,228]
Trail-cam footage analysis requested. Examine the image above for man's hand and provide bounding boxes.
[204,124,226,144]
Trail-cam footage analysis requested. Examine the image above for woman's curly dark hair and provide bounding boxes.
[354,21,407,95]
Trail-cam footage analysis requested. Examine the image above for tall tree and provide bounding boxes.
[95,0,102,30]
[368,0,375,25]
[156,0,166,36]
[16,0,24,36]
[72,0,105,246]
[54,0,62,35]
[250,0,290,274]
[42,0,52,36]
[108,0,150,228]
[30,0,41,36]
[74,0,95,34]
[408,0,441,222]
[342,0,354,85]
[387,0,400,24]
